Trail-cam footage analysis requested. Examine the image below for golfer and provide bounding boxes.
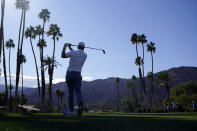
[61,42,87,115]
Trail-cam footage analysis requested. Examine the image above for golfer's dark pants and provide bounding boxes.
[66,71,83,112]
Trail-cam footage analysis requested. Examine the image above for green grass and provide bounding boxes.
[0,112,197,131]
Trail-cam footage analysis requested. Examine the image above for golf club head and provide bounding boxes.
[102,50,106,54]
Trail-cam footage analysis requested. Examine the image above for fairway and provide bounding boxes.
[0,113,196,131]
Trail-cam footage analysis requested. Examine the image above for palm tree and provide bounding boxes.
[19,54,26,109]
[147,42,156,104]
[14,0,30,112]
[138,34,147,95]
[157,71,178,103]
[56,89,60,107]
[0,0,5,62]
[115,77,121,111]
[38,9,50,111]
[46,24,62,108]
[38,9,50,39]
[135,56,145,100]
[5,39,15,110]
[147,72,153,108]
[131,33,144,101]
[59,91,65,106]
[43,56,60,110]
[25,26,41,107]
[131,33,139,57]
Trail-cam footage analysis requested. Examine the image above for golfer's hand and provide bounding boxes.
[68,43,72,47]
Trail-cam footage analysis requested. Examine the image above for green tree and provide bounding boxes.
[171,81,197,107]
[5,39,15,111]
[14,0,30,112]
[46,24,62,109]
[25,26,41,106]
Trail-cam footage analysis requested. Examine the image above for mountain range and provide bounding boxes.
[1,66,197,106]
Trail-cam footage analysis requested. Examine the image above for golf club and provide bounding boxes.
[68,44,106,54]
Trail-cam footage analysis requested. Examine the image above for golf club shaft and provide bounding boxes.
[71,44,104,51]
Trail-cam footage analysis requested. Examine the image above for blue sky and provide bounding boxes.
[1,0,197,87]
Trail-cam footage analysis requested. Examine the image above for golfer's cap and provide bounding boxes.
[78,42,85,47]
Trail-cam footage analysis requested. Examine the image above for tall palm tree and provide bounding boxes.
[5,39,15,110]
[56,89,60,107]
[59,91,65,106]
[38,9,50,112]
[0,0,5,62]
[115,77,121,111]
[46,24,62,108]
[131,33,144,101]
[19,54,26,109]
[25,26,41,107]
[14,0,30,112]
[147,42,156,104]
[138,34,147,95]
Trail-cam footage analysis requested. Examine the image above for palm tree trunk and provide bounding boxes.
[166,84,170,103]
[14,10,24,112]
[2,34,8,109]
[116,84,120,111]
[41,47,45,112]
[135,43,138,57]
[8,48,12,111]
[142,44,146,97]
[30,37,41,109]
[139,66,144,101]
[151,52,154,106]
[21,64,24,110]
[48,38,56,110]
[0,0,5,63]
[60,95,63,106]
[41,22,46,112]
[57,95,59,106]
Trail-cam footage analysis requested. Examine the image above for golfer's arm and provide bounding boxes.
[61,47,68,58]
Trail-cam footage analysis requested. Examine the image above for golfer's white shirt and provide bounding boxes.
[66,49,87,73]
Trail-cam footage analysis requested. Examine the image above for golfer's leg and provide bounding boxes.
[74,80,83,105]
[67,81,74,112]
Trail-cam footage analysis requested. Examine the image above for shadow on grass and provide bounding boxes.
[0,113,196,131]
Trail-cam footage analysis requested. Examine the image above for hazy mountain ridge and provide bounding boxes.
[1,66,197,106]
